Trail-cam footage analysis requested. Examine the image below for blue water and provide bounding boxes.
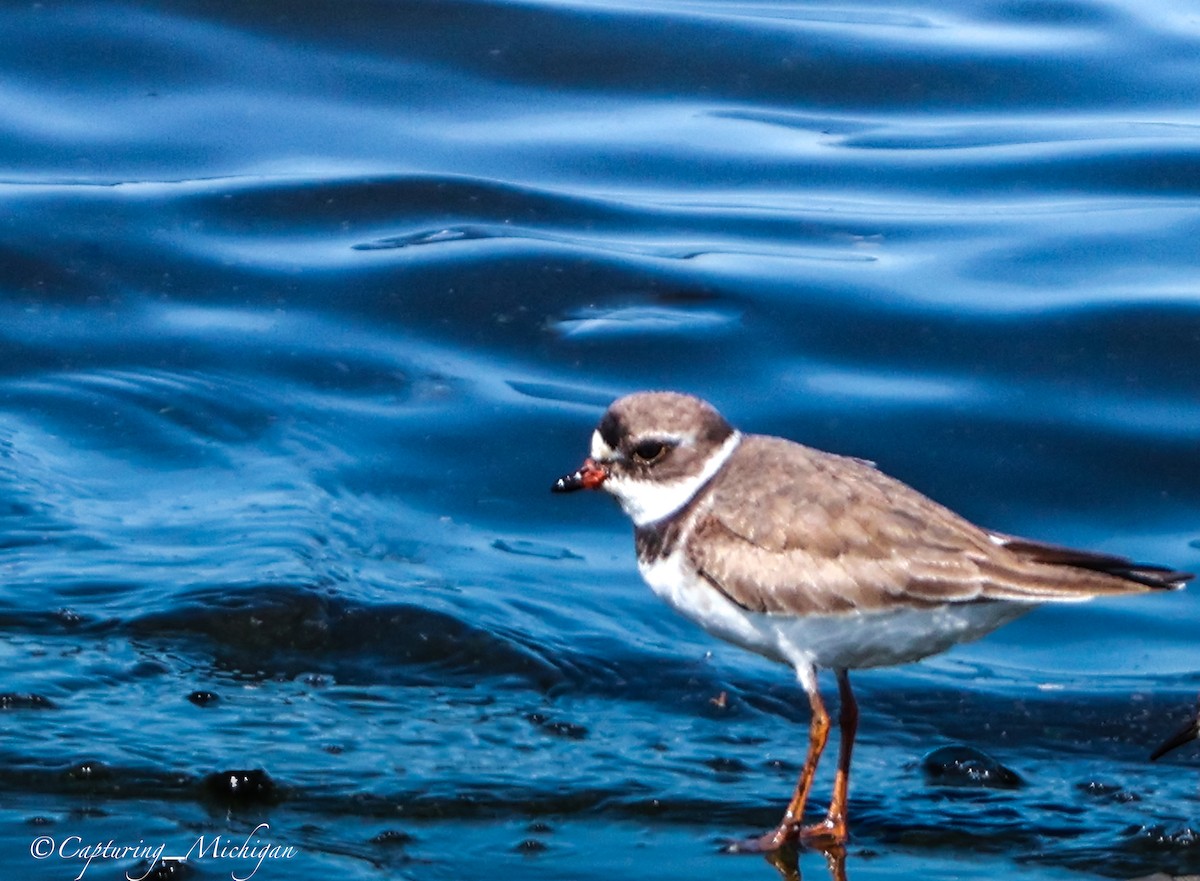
[2,1,1199,879]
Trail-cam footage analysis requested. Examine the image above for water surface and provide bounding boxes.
[2,1,1199,879]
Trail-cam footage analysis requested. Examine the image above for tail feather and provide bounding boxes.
[991,533,1192,591]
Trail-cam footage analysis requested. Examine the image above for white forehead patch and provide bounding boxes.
[590,430,615,461]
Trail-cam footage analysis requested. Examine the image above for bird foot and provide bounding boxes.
[723,826,792,854]
[798,818,848,848]
[723,818,847,854]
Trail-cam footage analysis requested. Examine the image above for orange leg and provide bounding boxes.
[729,664,830,853]
[801,669,856,846]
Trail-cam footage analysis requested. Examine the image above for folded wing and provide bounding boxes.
[686,435,1190,616]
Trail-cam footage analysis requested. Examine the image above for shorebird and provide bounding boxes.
[553,391,1190,850]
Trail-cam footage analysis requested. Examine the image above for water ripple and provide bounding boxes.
[0,1,1197,879]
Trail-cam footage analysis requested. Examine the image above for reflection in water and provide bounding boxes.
[762,844,847,881]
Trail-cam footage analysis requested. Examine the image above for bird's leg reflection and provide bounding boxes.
[762,843,848,881]
[762,844,800,881]
[821,846,849,881]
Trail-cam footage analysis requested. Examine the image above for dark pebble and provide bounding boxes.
[1135,825,1200,847]
[54,608,86,627]
[201,769,281,806]
[921,745,1023,789]
[0,693,55,710]
[65,761,111,782]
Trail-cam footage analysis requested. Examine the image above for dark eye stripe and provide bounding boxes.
[597,411,624,450]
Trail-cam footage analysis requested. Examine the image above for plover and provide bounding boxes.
[552,391,1190,850]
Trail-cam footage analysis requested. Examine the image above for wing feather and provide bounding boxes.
[684,435,1189,616]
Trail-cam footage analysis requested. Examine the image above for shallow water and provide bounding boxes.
[2,1,1199,879]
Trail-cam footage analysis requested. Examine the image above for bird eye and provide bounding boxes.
[631,439,668,464]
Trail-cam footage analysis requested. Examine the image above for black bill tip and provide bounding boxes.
[551,459,607,493]
[552,470,585,493]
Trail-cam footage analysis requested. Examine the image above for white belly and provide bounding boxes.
[638,551,1035,671]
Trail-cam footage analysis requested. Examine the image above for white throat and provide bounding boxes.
[605,431,741,527]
